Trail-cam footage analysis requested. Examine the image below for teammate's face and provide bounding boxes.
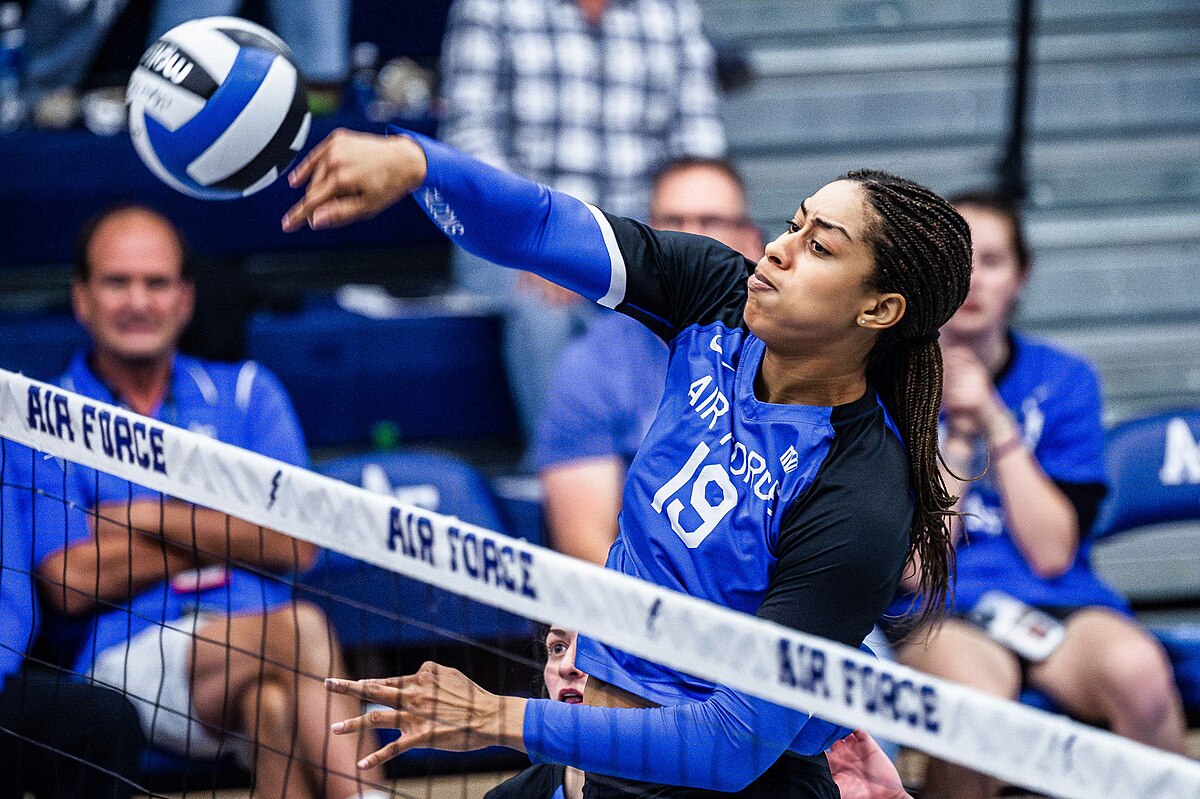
[544,627,586,704]
[942,205,1026,341]
[650,166,764,261]
[73,211,193,366]
[746,180,895,354]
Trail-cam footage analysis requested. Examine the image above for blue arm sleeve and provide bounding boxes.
[388,127,622,307]
[524,683,848,792]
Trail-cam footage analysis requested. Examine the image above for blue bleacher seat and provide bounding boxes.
[0,312,87,382]
[246,299,519,447]
[1094,409,1200,540]
[0,110,440,269]
[300,450,536,648]
[1090,410,1200,717]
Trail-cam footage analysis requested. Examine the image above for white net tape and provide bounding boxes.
[5,367,1199,799]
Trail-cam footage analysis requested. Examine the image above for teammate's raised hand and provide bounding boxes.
[827,730,912,799]
[325,662,527,769]
[283,129,428,232]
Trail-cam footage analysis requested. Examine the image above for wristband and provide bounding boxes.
[990,433,1024,462]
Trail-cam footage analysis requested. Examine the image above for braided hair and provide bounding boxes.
[839,169,973,629]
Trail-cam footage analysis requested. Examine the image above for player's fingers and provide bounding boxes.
[359,676,407,688]
[329,706,398,735]
[282,169,347,231]
[287,130,338,187]
[311,195,374,230]
[324,677,401,705]
[356,736,415,770]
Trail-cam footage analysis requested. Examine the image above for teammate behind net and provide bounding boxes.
[7,205,388,799]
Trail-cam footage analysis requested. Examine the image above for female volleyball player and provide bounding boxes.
[284,128,972,797]
[888,191,1186,798]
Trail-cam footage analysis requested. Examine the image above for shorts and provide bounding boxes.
[89,614,253,767]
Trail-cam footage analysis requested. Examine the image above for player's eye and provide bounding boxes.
[548,643,567,656]
[811,239,829,256]
[783,219,801,235]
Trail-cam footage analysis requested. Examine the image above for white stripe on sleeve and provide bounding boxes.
[235,361,259,411]
[585,203,628,309]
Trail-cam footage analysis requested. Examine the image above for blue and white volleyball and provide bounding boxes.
[126,17,311,200]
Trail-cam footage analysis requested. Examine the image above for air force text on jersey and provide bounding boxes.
[27,385,168,477]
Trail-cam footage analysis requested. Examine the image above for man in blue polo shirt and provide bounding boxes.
[0,440,144,799]
[29,205,387,799]
[533,157,763,564]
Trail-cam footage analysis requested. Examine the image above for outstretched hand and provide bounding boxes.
[827,730,912,799]
[325,662,527,770]
[282,128,428,232]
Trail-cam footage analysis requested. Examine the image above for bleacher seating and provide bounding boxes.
[1090,410,1200,721]
[0,312,87,382]
[0,108,442,270]
[704,0,1200,424]
[246,297,518,448]
[1093,410,1200,604]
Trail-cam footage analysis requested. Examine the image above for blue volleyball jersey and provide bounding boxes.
[406,129,915,769]
[942,333,1127,613]
[571,215,914,713]
[30,352,309,675]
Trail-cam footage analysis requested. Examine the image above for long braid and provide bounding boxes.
[840,169,973,630]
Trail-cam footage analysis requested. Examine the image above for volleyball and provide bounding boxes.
[126,16,311,200]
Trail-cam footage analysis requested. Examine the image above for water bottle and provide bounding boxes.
[0,1,26,131]
[349,41,380,119]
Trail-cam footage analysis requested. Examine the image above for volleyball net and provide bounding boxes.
[2,365,1198,799]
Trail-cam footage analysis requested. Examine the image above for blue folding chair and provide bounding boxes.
[1091,409,1200,720]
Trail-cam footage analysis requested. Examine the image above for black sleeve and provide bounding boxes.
[1053,479,1107,539]
[755,410,914,648]
[605,213,754,341]
[484,763,564,799]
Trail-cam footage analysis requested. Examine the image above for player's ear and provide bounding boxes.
[858,292,905,331]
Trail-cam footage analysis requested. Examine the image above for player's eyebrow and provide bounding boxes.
[800,200,853,242]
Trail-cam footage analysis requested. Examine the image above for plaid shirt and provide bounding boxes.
[440,0,727,219]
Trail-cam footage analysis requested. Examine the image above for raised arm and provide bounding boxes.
[327,660,847,793]
[283,129,620,305]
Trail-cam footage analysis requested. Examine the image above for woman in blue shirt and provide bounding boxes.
[892,190,1187,799]
[283,129,973,797]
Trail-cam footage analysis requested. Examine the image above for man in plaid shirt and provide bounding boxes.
[439,0,728,445]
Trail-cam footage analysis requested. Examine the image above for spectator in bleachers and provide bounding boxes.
[28,205,387,799]
[24,0,349,120]
[439,0,727,445]
[890,190,1187,799]
[533,156,760,564]
[0,442,144,799]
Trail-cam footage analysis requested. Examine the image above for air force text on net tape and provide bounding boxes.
[7,370,1200,799]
